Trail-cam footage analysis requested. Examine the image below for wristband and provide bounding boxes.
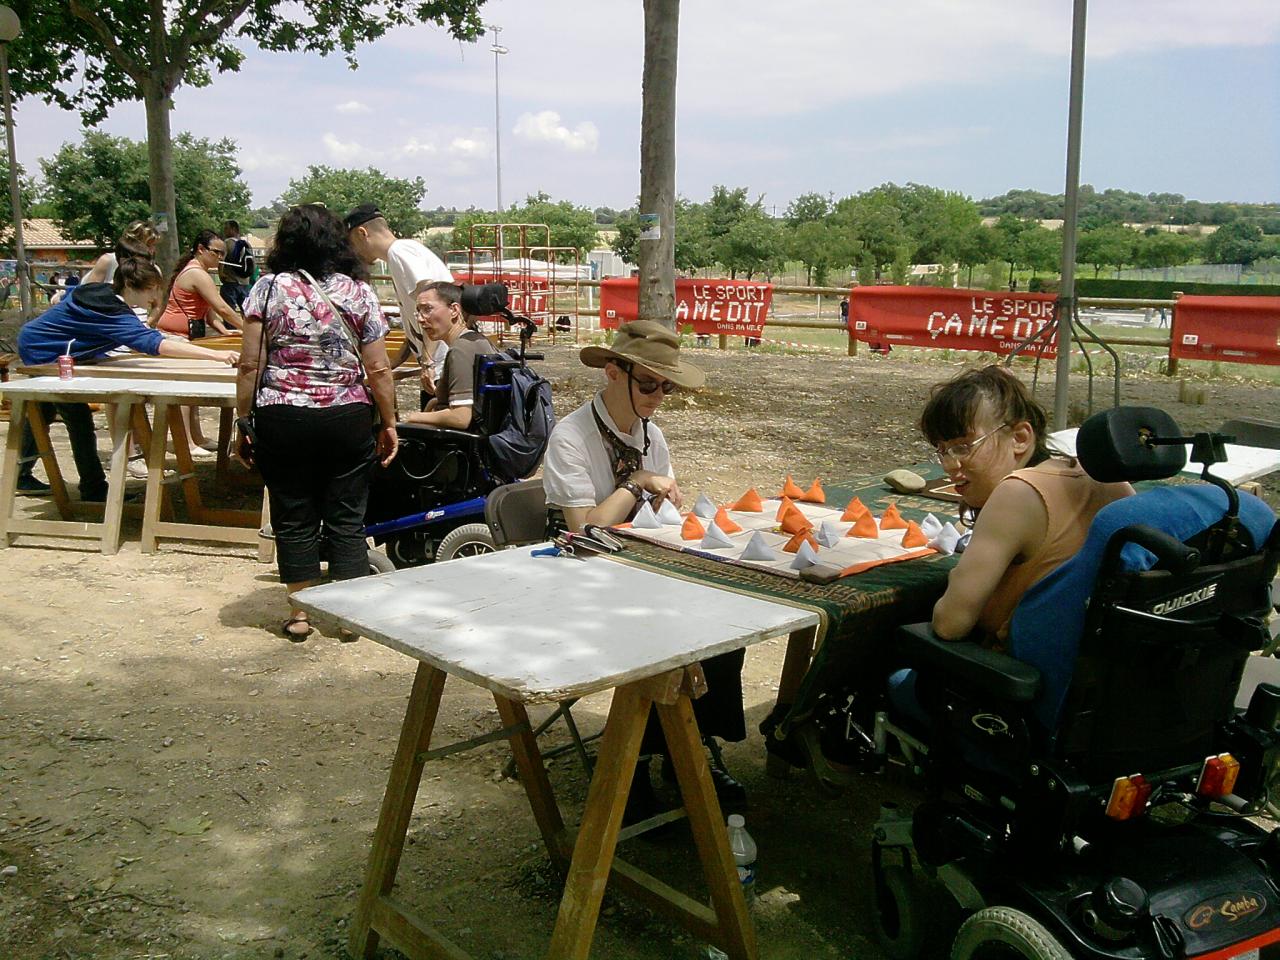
[617,479,643,502]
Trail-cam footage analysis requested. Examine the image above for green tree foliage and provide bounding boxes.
[281,166,428,238]
[6,0,485,265]
[450,193,600,262]
[1075,224,1137,277]
[41,132,249,250]
[831,190,907,275]
[783,192,832,227]
[1203,221,1266,266]
[790,220,838,285]
[1015,227,1062,279]
[980,185,1279,232]
[1132,231,1199,270]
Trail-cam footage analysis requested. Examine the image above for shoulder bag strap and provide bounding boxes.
[297,269,366,378]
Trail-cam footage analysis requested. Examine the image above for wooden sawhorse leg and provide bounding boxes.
[0,397,27,546]
[765,624,819,779]
[547,666,757,960]
[98,400,134,555]
[25,402,75,519]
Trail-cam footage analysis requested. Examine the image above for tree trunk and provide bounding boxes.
[637,0,678,329]
[144,79,180,271]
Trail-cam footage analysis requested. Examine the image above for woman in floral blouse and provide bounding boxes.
[235,204,399,641]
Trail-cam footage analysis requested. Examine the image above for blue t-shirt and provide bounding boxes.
[16,282,164,364]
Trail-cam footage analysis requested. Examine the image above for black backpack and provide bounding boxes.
[487,350,555,483]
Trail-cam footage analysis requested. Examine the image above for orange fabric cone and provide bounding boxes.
[681,513,705,541]
[731,488,764,512]
[900,520,928,548]
[799,478,825,504]
[779,475,805,499]
[879,503,908,530]
[847,512,879,538]
[714,507,743,534]
[775,496,796,521]
[840,497,868,521]
[783,529,819,554]
[779,506,813,535]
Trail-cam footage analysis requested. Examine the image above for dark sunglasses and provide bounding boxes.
[620,361,676,396]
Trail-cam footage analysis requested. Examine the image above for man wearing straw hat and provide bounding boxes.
[543,320,748,821]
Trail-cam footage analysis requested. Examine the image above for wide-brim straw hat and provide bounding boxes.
[579,320,705,390]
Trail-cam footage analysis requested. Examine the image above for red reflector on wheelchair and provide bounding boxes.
[1197,753,1241,799]
[1106,773,1153,820]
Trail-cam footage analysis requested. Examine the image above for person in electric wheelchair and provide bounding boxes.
[542,321,749,823]
[402,281,495,431]
[870,402,1280,960]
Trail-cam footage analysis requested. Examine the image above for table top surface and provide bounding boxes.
[293,545,819,704]
[0,375,236,402]
[19,355,237,382]
[1049,427,1280,486]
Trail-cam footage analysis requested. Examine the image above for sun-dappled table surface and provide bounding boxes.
[294,545,819,704]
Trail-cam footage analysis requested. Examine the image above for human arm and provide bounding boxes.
[234,316,265,420]
[931,479,1048,640]
[360,337,399,466]
[82,254,112,285]
[158,339,239,366]
[406,404,472,430]
[187,269,242,334]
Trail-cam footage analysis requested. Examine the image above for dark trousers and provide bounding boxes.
[19,402,108,499]
[220,282,249,313]
[254,403,375,584]
[641,648,747,755]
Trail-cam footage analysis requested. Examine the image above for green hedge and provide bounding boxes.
[1075,278,1280,299]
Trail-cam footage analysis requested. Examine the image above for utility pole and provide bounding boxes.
[638,0,678,327]
[0,5,29,319]
[490,24,508,214]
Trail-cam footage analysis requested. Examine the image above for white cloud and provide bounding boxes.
[513,111,599,152]
[449,137,489,158]
[321,132,374,163]
[335,100,371,115]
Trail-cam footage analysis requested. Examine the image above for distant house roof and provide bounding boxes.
[5,218,100,251]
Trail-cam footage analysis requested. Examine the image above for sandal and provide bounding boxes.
[337,627,359,643]
[281,615,313,642]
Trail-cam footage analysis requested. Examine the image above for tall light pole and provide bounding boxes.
[489,24,508,215]
[0,5,28,320]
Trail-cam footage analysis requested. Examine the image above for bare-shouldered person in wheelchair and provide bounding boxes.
[870,367,1280,960]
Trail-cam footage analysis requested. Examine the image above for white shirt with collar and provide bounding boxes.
[542,392,674,509]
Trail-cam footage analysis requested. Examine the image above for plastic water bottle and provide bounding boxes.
[726,814,757,906]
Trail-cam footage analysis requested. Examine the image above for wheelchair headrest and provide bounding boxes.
[1077,407,1188,483]
[461,282,509,317]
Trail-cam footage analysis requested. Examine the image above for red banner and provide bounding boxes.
[1171,296,1280,366]
[451,271,550,323]
[848,286,1058,357]
[599,278,772,337]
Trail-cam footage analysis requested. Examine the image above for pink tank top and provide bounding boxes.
[158,263,210,337]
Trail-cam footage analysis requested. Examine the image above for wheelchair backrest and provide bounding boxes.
[1010,483,1278,781]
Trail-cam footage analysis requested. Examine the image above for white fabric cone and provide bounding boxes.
[816,520,842,548]
[692,493,718,519]
[930,521,961,555]
[790,540,820,569]
[699,524,736,550]
[740,531,777,561]
[920,514,944,539]
[632,501,661,529]
[656,499,683,525]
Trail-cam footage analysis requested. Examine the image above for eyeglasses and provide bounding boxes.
[621,362,676,396]
[935,423,1009,464]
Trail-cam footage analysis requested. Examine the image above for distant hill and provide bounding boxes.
[979,187,1279,233]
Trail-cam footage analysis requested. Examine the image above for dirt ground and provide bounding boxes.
[2,341,1278,960]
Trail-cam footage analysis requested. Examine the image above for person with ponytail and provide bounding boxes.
[156,230,244,456]
[157,230,242,339]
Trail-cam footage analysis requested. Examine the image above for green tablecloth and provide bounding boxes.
[611,469,961,734]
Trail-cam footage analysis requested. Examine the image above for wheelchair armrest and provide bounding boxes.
[395,422,483,443]
[897,622,1042,703]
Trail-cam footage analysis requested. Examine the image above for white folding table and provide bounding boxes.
[0,376,264,555]
[294,547,820,960]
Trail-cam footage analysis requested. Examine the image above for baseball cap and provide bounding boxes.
[343,203,383,231]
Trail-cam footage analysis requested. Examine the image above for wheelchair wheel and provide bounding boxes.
[386,533,432,569]
[951,906,1071,960]
[367,549,395,575]
[436,523,497,562]
[874,865,926,960]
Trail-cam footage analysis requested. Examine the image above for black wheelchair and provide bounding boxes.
[869,406,1280,960]
[363,284,550,568]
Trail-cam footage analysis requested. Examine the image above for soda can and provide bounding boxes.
[58,354,74,380]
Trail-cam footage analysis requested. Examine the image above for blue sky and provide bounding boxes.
[11,0,1280,211]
